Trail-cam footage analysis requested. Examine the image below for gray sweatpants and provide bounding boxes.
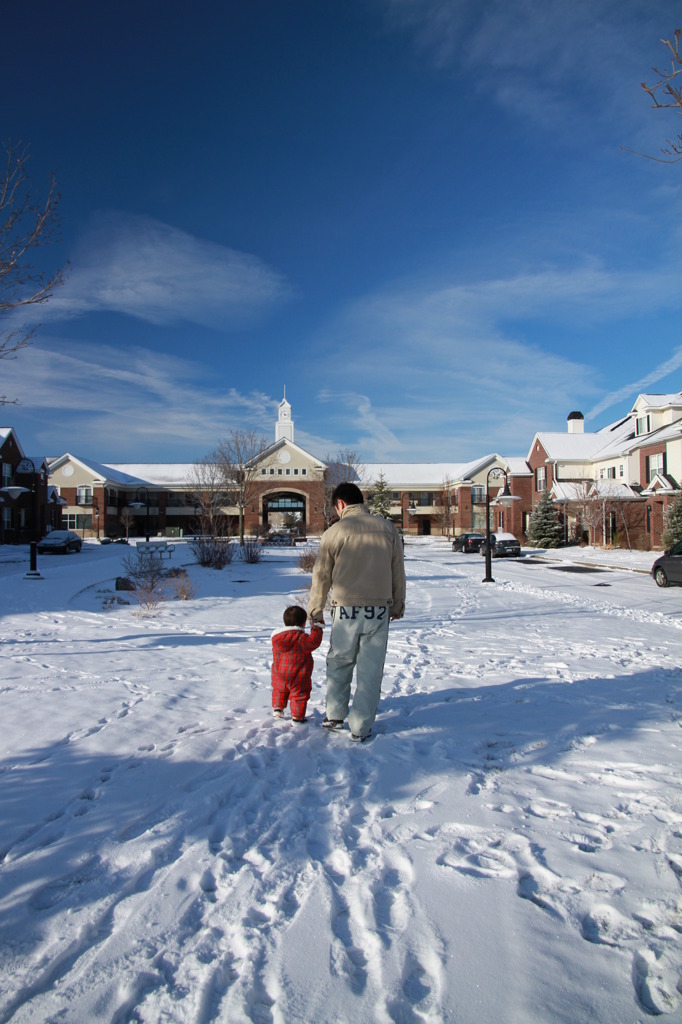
[326,605,390,737]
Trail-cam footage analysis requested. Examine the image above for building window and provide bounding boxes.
[294,468,299,475]
[599,468,604,479]
[649,453,664,479]
[636,414,651,436]
[64,514,77,529]
[471,485,484,503]
[278,469,283,476]
[619,464,624,478]
[535,467,546,491]
[302,469,307,476]
[607,467,616,479]
[77,486,93,506]
[1,463,10,487]
[286,468,290,475]
[261,469,267,475]
[270,469,275,476]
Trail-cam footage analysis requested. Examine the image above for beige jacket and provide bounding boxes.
[308,504,406,621]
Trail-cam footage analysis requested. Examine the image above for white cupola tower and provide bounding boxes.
[276,389,294,442]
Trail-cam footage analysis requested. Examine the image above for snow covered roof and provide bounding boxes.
[361,455,518,487]
[48,454,151,486]
[104,463,196,487]
[551,482,589,502]
[0,427,24,455]
[589,481,642,500]
[531,414,635,463]
[631,392,682,412]
[642,473,680,495]
[505,457,532,477]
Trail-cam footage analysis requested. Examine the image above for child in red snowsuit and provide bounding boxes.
[271,606,323,723]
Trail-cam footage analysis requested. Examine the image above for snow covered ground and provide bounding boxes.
[1,537,681,1024]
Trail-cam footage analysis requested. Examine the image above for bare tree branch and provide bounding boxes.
[214,430,268,545]
[0,141,69,404]
[630,29,682,163]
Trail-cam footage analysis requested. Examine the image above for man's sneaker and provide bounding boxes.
[273,709,284,719]
[322,717,345,730]
[351,731,371,743]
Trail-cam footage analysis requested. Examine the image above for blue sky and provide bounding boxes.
[3,0,682,464]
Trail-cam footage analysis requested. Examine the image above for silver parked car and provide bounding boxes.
[37,530,83,554]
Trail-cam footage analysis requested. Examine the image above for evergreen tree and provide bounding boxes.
[368,473,393,519]
[526,490,562,548]
[662,493,682,549]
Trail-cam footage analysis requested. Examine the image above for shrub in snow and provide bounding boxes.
[241,539,263,563]
[526,490,563,548]
[662,493,682,550]
[297,547,317,573]
[189,536,235,570]
[121,551,170,616]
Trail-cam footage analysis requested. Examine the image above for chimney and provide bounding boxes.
[567,411,584,434]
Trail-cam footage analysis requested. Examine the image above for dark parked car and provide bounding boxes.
[37,530,83,554]
[651,540,682,587]
[480,531,521,558]
[452,532,486,553]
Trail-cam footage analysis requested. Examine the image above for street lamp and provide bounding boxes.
[482,467,519,584]
[129,487,150,542]
[0,455,42,579]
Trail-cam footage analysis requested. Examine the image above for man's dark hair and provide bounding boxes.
[283,605,307,628]
[332,482,364,507]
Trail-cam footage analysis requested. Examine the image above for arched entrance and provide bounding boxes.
[262,492,307,534]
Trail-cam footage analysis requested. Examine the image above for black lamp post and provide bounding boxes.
[130,487,151,542]
[1,457,42,578]
[482,467,517,584]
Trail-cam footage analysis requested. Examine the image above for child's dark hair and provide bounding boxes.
[283,605,307,628]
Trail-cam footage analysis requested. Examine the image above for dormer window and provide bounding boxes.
[636,414,651,436]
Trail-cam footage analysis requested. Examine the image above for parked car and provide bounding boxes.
[651,540,682,587]
[37,530,83,554]
[480,531,521,558]
[452,532,486,553]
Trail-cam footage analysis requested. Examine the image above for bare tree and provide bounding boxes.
[322,449,364,527]
[436,476,454,538]
[1,142,69,404]
[185,457,230,538]
[119,506,134,541]
[632,29,682,163]
[566,482,602,544]
[214,430,268,545]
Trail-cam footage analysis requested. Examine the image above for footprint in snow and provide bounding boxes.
[580,904,640,946]
[632,948,680,1015]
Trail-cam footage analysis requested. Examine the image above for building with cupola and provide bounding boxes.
[4,388,682,549]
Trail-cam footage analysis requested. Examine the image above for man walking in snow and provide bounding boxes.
[308,482,405,742]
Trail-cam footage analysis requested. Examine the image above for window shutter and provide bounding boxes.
[645,455,650,483]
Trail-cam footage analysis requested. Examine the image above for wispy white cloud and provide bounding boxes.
[18,212,291,329]
[380,0,672,139]
[3,341,278,461]
[304,252,682,459]
[586,345,682,420]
